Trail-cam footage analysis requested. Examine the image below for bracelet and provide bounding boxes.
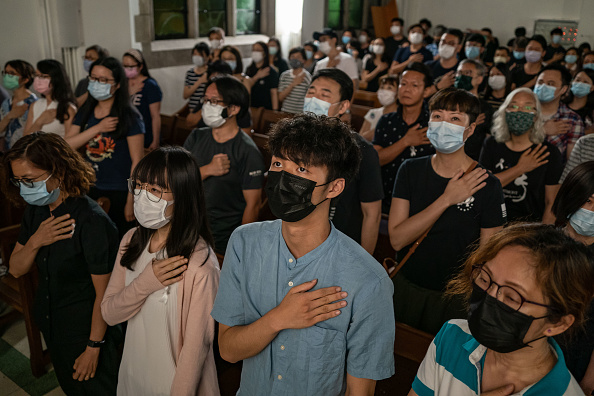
[87,339,105,348]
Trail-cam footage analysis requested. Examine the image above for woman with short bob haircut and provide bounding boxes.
[480,87,564,223]
[101,146,220,396]
[4,132,120,395]
[409,223,594,396]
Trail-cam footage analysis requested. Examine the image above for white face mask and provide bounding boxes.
[409,32,424,45]
[192,55,204,67]
[251,51,264,63]
[134,191,174,230]
[209,39,222,49]
[202,102,228,128]
[358,35,368,44]
[488,75,506,90]
[319,41,332,55]
[371,45,385,55]
[390,25,401,36]
[438,44,456,59]
[377,89,396,106]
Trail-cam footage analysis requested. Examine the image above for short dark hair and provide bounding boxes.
[467,33,486,47]
[288,47,307,60]
[496,46,511,56]
[205,75,249,119]
[303,41,318,53]
[311,69,353,102]
[481,28,492,35]
[515,27,526,37]
[219,45,243,74]
[429,87,480,124]
[391,17,404,25]
[434,25,448,37]
[419,18,432,28]
[551,27,563,36]
[401,62,433,88]
[379,74,399,88]
[408,23,425,35]
[446,28,464,44]
[578,42,592,54]
[540,63,572,86]
[208,27,224,38]
[206,60,233,79]
[85,44,109,59]
[529,35,548,52]
[192,42,210,57]
[515,37,529,49]
[268,113,361,183]
[4,59,35,88]
[553,161,594,227]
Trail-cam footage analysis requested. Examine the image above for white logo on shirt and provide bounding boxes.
[457,196,475,212]
[501,203,507,218]
[512,174,528,202]
[495,158,505,170]
[249,170,262,177]
[409,146,417,157]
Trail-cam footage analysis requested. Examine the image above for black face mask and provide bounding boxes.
[468,284,548,353]
[265,171,330,222]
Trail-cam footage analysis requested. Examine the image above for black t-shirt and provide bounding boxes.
[479,136,563,222]
[385,36,409,63]
[363,58,387,92]
[183,127,265,253]
[274,58,289,75]
[393,156,507,291]
[18,196,119,343]
[249,67,280,110]
[393,46,434,64]
[74,78,89,97]
[373,103,434,213]
[511,64,541,87]
[482,92,506,112]
[330,133,383,243]
[424,59,459,79]
[465,98,494,161]
[544,45,566,62]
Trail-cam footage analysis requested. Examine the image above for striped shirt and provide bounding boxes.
[278,69,312,114]
[413,320,583,396]
[560,134,594,182]
[184,68,206,111]
[544,103,584,162]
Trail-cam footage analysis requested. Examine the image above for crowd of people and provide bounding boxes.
[0,18,594,396]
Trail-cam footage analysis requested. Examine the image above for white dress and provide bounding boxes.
[117,246,179,396]
[31,99,65,136]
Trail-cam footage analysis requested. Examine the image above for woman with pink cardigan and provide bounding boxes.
[101,146,220,395]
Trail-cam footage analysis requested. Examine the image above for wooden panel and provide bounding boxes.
[371,0,399,39]
[395,322,433,364]
[350,104,373,132]
[256,109,294,135]
[353,90,380,108]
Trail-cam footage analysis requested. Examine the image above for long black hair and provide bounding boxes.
[563,68,594,119]
[77,56,138,139]
[484,62,512,99]
[36,59,76,124]
[219,45,243,74]
[553,161,594,227]
[123,49,151,78]
[268,37,283,61]
[120,146,214,270]
[246,41,270,77]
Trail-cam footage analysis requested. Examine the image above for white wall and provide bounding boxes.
[402,0,589,46]
[302,0,325,44]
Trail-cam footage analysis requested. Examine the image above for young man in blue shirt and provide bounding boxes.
[211,113,395,395]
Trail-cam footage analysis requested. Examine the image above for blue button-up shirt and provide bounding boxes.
[211,220,395,396]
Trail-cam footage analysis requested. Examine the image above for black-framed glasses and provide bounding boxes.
[87,75,115,84]
[471,265,550,312]
[200,97,226,106]
[10,172,50,188]
[127,179,172,203]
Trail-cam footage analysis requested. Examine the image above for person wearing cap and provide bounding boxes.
[312,28,359,89]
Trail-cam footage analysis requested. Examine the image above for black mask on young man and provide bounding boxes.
[467,284,549,353]
[265,171,330,222]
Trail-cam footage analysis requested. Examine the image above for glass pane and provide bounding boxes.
[327,0,342,29]
[237,0,256,9]
[153,0,186,11]
[237,10,260,35]
[348,0,362,28]
[198,0,226,11]
[154,11,187,40]
[199,11,227,37]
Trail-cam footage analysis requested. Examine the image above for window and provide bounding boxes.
[237,0,261,35]
[154,0,188,40]
[198,0,228,37]
[327,0,342,30]
[326,0,378,31]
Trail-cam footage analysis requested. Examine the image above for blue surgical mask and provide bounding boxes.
[552,35,562,45]
[342,36,351,45]
[347,48,354,55]
[225,60,237,72]
[19,174,60,206]
[427,121,466,154]
[565,54,577,64]
[88,80,114,101]
[513,51,525,60]
[465,46,480,60]
[571,82,591,98]
[534,84,557,103]
[305,50,314,60]
[83,59,94,73]
[303,96,332,116]
[583,63,594,71]
[569,208,594,237]
[269,46,278,56]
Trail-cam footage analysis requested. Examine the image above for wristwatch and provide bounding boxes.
[87,339,105,348]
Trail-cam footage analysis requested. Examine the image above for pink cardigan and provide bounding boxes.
[101,228,221,396]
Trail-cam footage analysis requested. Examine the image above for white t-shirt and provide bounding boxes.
[314,52,359,80]
[31,99,65,136]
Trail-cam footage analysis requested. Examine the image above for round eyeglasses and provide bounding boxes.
[10,172,50,188]
[127,179,172,203]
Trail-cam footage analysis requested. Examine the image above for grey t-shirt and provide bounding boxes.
[183,127,265,253]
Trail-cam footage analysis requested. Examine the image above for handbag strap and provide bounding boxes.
[386,160,478,279]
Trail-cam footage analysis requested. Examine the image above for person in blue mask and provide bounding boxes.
[268,37,289,75]
[563,47,580,77]
[388,87,506,335]
[553,161,594,395]
[511,35,546,89]
[3,132,120,395]
[65,56,145,238]
[463,33,486,62]
[564,68,594,129]
[544,27,567,63]
[74,44,109,107]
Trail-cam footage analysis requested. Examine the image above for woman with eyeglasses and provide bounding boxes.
[65,56,145,237]
[552,161,594,395]
[23,59,76,138]
[75,44,109,107]
[3,132,120,395]
[0,59,37,150]
[122,49,162,150]
[479,88,563,223]
[101,146,220,396]
[409,223,594,396]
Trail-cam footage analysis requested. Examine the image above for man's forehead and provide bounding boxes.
[401,70,424,81]
[538,70,562,82]
[311,77,340,94]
